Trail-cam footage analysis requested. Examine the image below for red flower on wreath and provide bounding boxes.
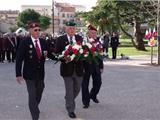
[68,45,72,51]
[72,48,78,54]
[76,40,81,45]
[90,46,96,53]
[83,48,88,54]
[64,50,69,56]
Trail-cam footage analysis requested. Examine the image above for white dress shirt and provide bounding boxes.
[67,34,75,43]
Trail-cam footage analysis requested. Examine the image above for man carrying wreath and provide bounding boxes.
[55,20,84,118]
[82,24,104,109]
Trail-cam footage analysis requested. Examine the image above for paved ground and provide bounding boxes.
[0,56,160,120]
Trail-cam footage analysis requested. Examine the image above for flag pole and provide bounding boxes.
[157,0,160,64]
[151,46,153,65]
[52,0,54,36]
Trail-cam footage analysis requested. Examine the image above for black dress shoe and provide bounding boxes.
[91,98,99,103]
[68,112,76,118]
[83,104,89,109]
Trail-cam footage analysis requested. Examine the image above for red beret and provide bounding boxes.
[27,21,40,29]
[88,24,97,31]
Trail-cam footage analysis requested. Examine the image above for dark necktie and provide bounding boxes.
[35,40,41,60]
[69,36,73,44]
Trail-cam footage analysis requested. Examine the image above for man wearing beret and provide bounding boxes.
[55,20,84,118]
[82,24,104,109]
[15,20,48,120]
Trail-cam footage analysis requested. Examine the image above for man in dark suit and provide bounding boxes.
[55,21,84,118]
[0,33,3,62]
[110,32,120,59]
[6,34,16,62]
[82,25,104,109]
[16,21,48,120]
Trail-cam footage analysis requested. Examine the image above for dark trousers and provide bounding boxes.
[82,68,102,105]
[6,50,11,62]
[6,50,15,62]
[103,47,108,54]
[0,50,2,62]
[112,47,117,59]
[25,79,45,120]
[1,50,5,62]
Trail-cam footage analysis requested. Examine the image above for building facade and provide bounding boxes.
[21,5,52,16]
[54,2,86,34]
[0,3,86,34]
[0,10,19,33]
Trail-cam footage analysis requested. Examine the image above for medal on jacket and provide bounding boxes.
[29,45,33,48]
[29,56,33,59]
[29,50,32,54]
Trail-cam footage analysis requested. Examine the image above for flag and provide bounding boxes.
[147,28,152,38]
[152,28,157,37]
[144,29,149,39]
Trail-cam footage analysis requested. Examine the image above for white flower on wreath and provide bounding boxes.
[70,54,76,61]
[84,53,89,57]
[65,44,71,50]
[72,44,81,50]
[86,42,92,49]
[79,49,83,54]
[82,41,86,46]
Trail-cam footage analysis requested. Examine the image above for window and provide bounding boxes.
[62,13,65,18]
[67,14,69,18]
[63,20,66,24]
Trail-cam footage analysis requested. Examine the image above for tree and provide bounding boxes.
[39,16,51,30]
[78,0,158,51]
[9,26,18,33]
[17,9,51,30]
[17,9,40,28]
[114,1,157,51]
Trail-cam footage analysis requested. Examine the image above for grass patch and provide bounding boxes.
[119,39,133,47]
[108,46,158,56]
[119,38,149,47]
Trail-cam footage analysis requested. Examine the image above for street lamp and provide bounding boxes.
[52,0,54,35]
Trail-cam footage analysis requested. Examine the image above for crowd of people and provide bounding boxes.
[0,32,57,63]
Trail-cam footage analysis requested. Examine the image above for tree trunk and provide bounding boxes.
[100,24,105,35]
[134,21,146,51]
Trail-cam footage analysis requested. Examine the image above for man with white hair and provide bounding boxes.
[55,20,84,118]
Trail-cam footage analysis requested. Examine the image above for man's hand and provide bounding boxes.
[43,51,48,59]
[100,69,103,73]
[64,56,71,63]
[16,76,24,84]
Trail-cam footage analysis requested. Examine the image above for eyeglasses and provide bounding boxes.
[34,29,41,32]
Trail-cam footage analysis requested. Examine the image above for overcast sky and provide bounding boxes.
[0,0,97,11]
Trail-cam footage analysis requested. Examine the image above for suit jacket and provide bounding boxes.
[16,36,48,80]
[55,34,84,77]
[0,37,2,50]
[110,36,119,48]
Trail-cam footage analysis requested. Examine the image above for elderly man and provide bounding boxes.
[55,20,84,118]
[82,25,104,109]
[15,21,48,120]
